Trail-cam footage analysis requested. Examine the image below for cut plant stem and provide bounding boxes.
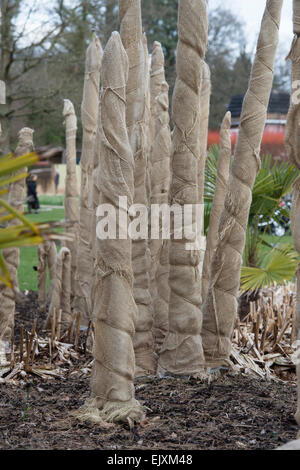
[51,308,56,347]
[31,339,37,367]
[84,321,92,355]
[74,312,81,351]
[19,326,24,363]
[56,309,62,342]
[10,327,15,368]
[25,330,30,372]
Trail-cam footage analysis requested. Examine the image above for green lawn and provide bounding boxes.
[19,207,64,291]
[39,194,64,206]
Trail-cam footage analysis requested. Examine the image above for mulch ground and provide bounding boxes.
[0,292,298,450]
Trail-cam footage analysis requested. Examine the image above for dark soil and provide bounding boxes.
[238,290,260,320]
[0,292,298,450]
[14,291,46,342]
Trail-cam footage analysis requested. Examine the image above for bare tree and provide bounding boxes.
[0,0,67,151]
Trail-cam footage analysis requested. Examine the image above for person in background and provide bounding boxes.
[26,174,40,214]
[54,169,60,194]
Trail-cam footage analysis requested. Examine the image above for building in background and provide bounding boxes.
[29,147,81,195]
[208,92,290,161]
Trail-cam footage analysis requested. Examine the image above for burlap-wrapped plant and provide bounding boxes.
[198,62,211,207]
[90,95,103,263]
[149,42,168,343]
[73,35,103,324]
[285,0,300,429]
[63,99,79,298]
[38,240,57,313]
[0,81,5,105]
[202,112,231,302]
[120,0,155,376]
[277,439,300,450]
[149,42,165,164]
[198,62,211,281]
[158,0,208,377]
[44,247,72,330]
[0,128,34,350]
[76,32,144,425]
[151,82,171,353]
[144,34,152,212]
[202,0,283,368]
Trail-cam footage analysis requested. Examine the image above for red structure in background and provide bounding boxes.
[210,93,290,162]
[208,124,287,162]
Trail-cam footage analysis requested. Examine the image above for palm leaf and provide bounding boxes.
[0,152,38,182]
[0,252,12,288]
[241,243,299,292]
[0,150,63,287]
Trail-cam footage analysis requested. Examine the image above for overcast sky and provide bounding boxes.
[210,0,293,54]
[18,1,294,60]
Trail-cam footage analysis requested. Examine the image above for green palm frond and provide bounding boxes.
[250,154,298,223]
[0,150,62,288]
[0,251,13,288]
[241,243,299,292]
[204,144,221,206]
[205,149,299,226]
[205,147,299,293]
[204,144,230,234]
[0,152,38,182]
